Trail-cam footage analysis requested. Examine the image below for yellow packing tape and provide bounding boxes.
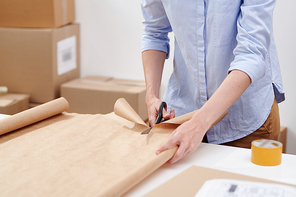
[251,139,282,166]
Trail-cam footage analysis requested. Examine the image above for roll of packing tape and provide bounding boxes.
[251,139,282,166]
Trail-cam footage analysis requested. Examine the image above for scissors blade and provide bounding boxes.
[141,101,167,135]
[140,126,153,135]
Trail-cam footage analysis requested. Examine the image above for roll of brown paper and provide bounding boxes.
[0,97,69,136]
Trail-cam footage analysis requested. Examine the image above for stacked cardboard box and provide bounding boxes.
[61,76,148,121]
[0,0,75,28]
[0,93,29,115]
[0,0,80,106]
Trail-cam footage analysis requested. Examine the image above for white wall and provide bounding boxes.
[75,0,296,154]
[74,0,173,97]
[75,0,145,80]
[273,1,296,154]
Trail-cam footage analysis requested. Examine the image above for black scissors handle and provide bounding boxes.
[155,101,167,124]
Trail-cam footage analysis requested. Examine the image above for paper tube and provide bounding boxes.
[0,102,177,197]
[0,97,226,197]
[0,97,69,136]
[251,139,282,166]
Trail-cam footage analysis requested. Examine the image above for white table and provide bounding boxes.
[0,114,10,119]
[1,114,295,196]
[125,142,296,196]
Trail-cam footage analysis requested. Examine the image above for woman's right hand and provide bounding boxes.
[146,96,175,127]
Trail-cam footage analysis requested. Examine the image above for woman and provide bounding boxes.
[141,0,285,164]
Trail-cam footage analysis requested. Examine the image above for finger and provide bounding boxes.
[148,112,157,126]
[148,101,162,126]
[162,108,176,120]
[162,108,171,120]
[168,143,187,164]
[170,109,175,119]
[183,144,195,157]
[149,117,156,127]
[156,138,177,155]
[182,137,202,157]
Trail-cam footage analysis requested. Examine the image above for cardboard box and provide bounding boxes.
[0,23,80,103]
[29,103,42,109]
[144,165,296,196]
[61,76,148,121]
[278,126,287,153]
[0,0,75,28]
[0,93,29,115]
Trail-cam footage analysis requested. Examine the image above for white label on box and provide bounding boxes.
[57,36,77,75]
[195,179,296,197]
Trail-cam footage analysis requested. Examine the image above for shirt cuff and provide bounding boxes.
[141,40,170,59]
[228,54,266,83]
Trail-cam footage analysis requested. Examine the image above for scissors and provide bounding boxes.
[140,101,167,135]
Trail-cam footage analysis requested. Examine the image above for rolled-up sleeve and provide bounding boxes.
[228,0,276,83]
[141,0,172,59]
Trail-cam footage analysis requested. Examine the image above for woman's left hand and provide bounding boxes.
[155,115,207,164]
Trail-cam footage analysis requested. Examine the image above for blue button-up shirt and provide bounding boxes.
[141,0,285,144]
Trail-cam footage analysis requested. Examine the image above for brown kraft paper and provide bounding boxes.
[144,165,296,197]
[0,97,227,196]
[0,97,69,136]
